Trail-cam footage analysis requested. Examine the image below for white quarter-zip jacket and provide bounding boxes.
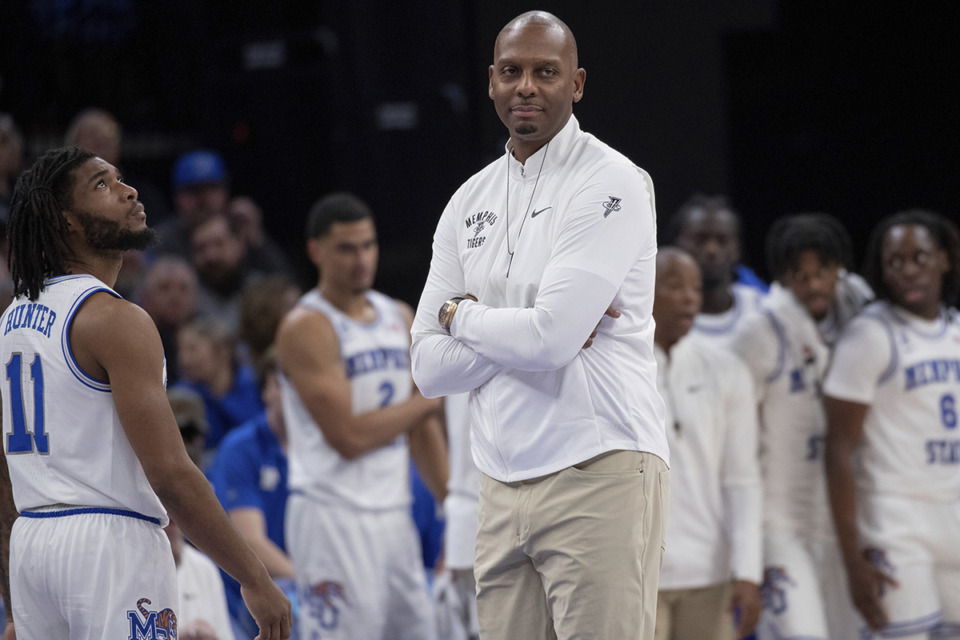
[411,116,668,482]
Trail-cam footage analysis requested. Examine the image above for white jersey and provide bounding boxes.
[443,391,481,569]
[823,301,960,503]
[731,276,871,539]
[692,283,764,351]
[0,275,166,523]
[281,288,413,510]
[656,334,762,590]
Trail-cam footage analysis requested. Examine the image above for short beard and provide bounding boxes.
[514,124,537,135]
[73,209,159,254]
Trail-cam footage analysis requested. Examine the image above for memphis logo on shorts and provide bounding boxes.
[127,597,178,639]
[307,580,349,630]
[760,567,796,615]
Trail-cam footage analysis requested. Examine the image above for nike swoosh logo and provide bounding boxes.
[530,207,552,218]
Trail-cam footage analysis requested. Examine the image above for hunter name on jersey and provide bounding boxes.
[3,301,57,338]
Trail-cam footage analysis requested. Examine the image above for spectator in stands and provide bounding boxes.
[169,386,209,468]
[0,112,23,228]
[156,149,230,257]
[191,214,258,331]
[238,274,301,370]
[140,256,199,384]
[207,349,296,640]
[228,195,295,279]
[176,317,263,458]
[64,107,170,223]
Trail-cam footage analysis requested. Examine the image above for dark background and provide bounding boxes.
[1,0,957,305]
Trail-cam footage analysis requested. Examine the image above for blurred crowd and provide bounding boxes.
[2,105,959,640]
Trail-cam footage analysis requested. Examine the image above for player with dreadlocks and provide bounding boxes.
[0,146,290,640]
[824,209,960,637]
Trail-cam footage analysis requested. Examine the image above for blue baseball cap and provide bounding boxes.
[172,150,227,189]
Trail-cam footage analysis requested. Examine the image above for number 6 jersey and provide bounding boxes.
[0,275,166,522]
[823,300,960,502]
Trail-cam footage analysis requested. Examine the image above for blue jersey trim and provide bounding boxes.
[874,610,941,637]
[20,506,161,526]
[44,275,95,286]
[60,286,119,392]
[694,288,748,335]
[889,305,951,341]
[762,309,787,384]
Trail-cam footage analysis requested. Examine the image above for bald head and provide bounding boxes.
[496,11,578,67]
[65,108,122,165]
[656,246,698,277]
[489,11,585,163]
[653,247,702,350]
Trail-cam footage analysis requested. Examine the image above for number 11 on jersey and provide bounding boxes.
[5,353,48,454]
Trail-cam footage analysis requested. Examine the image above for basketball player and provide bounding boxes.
[824,210,960,638]
[731,214,871,639]
[275,192,447,640]
[669,194,764,349]
[0,147,290,639]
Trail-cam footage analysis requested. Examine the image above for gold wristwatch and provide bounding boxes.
[438,297,466,333]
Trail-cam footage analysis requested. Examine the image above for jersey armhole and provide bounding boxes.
[762,310,787,384]
[60,287,119,392]
[865,313,898,386]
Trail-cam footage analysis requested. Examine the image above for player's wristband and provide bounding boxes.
[438,297,466,334]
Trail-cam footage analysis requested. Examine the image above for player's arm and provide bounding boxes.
[73,294,290,640]
[729,311,781,404]
[720,356,763,639]
[398,302,449,503]
[276,306,441,460]
[824,395,895,631]
[411,196,503,398]
[0,415,18,635]
[448,163,654,372]
[822,314,896,632]
[227,508,294,579]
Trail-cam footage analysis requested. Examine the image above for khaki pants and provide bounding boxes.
[475,450,670,640]
[655,583,734,640]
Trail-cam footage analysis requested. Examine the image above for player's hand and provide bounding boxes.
[583,305,620,349]
[242,578,292,640]
[730,579,762,639]
[848,549,898,631]
[1,619,15,640]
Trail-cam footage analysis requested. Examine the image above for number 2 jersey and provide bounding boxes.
[0,275,166,522]
[280,288,413,510]
[823,300,960,503]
